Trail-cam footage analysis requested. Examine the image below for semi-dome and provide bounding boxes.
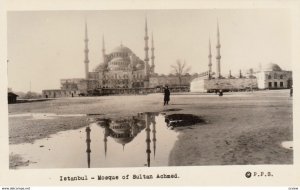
[108,57,130,71]
[94,63,107,72]
[262,63,282,71]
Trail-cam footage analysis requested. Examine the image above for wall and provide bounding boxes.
[42,89,81,98]
[149,75,196,88]
[190,78,258,92]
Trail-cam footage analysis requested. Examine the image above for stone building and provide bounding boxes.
[190,22,292,92]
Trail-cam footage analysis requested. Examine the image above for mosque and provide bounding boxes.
[190,22,293,92]
[43,18,193,98]
[43,18,197,98]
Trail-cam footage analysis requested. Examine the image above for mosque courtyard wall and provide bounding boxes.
[190,78,258,92]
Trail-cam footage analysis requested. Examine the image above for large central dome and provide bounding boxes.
[107,45,133,71]
[111,45,133,54]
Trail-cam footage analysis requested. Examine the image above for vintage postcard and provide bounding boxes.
[0,0,300,187]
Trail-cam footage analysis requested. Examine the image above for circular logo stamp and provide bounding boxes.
[245,171,252,178]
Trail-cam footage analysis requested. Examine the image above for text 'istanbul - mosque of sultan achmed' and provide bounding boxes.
[42,18,293,98]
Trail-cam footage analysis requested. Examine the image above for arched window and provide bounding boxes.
[274,73,278,79]
[280,75,283,79]
[268,75,272,79]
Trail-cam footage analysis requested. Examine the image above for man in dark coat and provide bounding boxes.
[164,86,170,105]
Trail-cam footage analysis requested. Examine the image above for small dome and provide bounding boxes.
[135,62,144,70]
[262,63,282,71]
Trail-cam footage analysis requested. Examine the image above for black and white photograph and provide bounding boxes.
[1,0,300,187]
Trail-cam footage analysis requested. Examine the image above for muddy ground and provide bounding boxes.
[8,90,293,166]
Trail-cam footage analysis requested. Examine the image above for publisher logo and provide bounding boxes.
[245,171,252,178]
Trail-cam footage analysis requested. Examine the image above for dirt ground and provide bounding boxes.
[8,90,293,165]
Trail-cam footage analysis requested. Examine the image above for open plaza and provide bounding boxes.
[8,89,293,168]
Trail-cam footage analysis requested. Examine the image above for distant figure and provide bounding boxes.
[219,89,223,96]
[164,86,170,105]
[290,87,293,97]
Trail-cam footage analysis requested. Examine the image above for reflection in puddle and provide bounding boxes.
[281,141,293,150]
[10,113,178,168]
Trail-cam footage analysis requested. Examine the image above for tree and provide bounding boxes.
[171,59,191,86]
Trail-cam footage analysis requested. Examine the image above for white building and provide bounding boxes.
[255,63,292,89]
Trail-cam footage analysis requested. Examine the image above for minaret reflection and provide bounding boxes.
[151,115,157,158]
[85,125,91,168]
[145,113,151,167]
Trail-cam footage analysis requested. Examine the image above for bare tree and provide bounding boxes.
[171,59,191,86]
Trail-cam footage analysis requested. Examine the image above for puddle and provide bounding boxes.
[163,108,183,112]
[10,113,179,168]
[9,113,87,120]
[165,114,205,128]
[281,141,293,150]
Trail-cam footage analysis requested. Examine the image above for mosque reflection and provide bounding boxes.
[85,112,159,168]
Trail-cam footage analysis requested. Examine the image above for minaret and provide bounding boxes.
[208,38,212,79]
[102,35,106,63]
[84,21,89,80]
[85,125,91,168]
[216,20,221,78]
[150,32,155,74]
[144,17,149,76]
[229,70,232,78]
[239,69,243,78]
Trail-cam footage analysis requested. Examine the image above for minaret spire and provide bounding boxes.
[208,37,212,78]
[216,20,221,78]
[150,32,155,74]
[84,20,89,80]
[144,17,149,76]
[102,35,106,63]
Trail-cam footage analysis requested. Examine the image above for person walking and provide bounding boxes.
[164,86,170,105]
[219,89,223,96]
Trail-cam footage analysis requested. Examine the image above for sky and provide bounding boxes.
[7,9,292,93]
